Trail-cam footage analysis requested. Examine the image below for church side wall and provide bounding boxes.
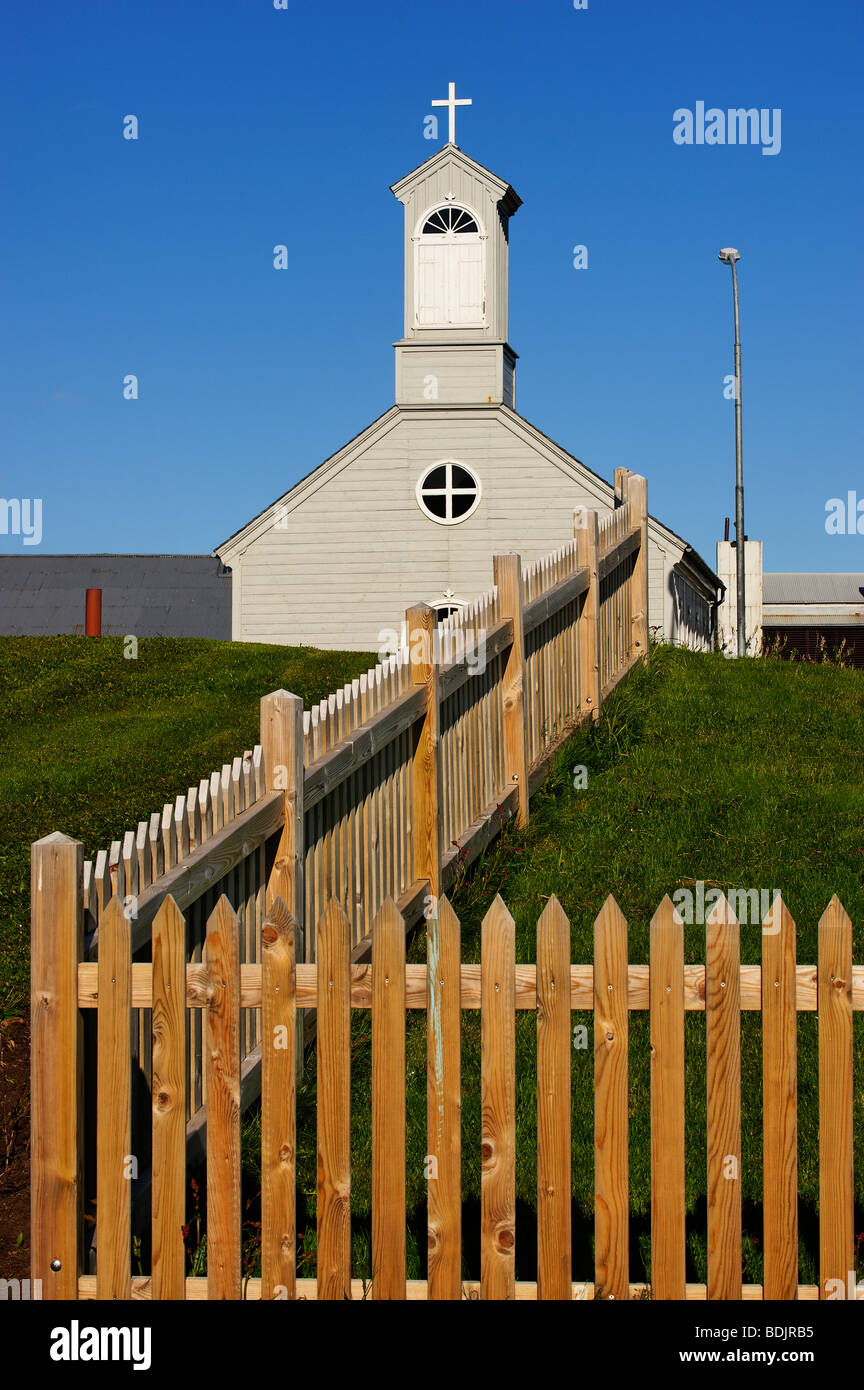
[670,569,715,651]
[648,539,665,642]
[235,413,640,652]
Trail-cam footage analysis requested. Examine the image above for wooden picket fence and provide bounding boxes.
[30,883,861,1300]
[47,470,648,1189]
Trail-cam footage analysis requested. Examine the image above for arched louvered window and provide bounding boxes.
[421,207,479,235]
[415,205,485,328]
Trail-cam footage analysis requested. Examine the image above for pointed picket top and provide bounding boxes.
[370,894,405,940]
[427,891,458,933]
[818,896,852,995]
[98,891,129,936]
[481,893,515,936]
[152,891,185,939]
[594,892,628,935]
[760,890,794,940]
[537,892,570,942]
[651,893,685,931]
[317,895,352,944]
[536,894,570,1032]
[819,894,852,933]
[206,893,240,957]
[705,890,739,930]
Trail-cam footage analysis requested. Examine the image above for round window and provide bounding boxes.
[416,461,481,525]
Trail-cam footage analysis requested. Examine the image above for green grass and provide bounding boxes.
[0,635,377,1018]
[3,635,862,1289]
[239,643,864,1289]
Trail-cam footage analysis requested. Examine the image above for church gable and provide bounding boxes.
[216,97,719,653]
[228,409,632,651]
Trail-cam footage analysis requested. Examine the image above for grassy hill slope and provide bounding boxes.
[0,635,376,1016]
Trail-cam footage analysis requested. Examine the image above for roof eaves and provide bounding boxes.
[390,144,520,212]
[214,404,401,556]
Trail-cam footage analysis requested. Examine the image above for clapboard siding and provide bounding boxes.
[648,540,665,641]
[395,344,514,406]
[233,413,695,651]
[238,415,609,649]
[670,570,715,650]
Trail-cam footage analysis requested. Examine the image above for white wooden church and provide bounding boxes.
[217,86,720,652]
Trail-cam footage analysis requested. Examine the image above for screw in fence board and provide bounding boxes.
[406,604,443,901]
[151,895,187,1301]
[705,894,742,1301]
[761,894,798,1301]
[536,895,572,1300]
[261,689,305,1079]
[574,508,601,721]
[427,896,462,1301]
[593,895,629,1301]
[480,896,516,1301]
[31,832,84,1300]
[817,896,853,1298]
[261,896,298,1301]
[316,900,352,1300]
[205,896,242,1300]
[372,898,407,1300]
[624,473,649,661]
[492,554,530,829]
[649,896,686,1300]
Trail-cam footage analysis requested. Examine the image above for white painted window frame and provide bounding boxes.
[412,201,487,330]
[416,459,482,527]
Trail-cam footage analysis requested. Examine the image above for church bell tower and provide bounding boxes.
[390,92,521,408]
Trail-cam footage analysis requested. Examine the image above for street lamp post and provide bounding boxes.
[718,247,745,657]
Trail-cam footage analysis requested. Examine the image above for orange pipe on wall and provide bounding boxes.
[85,588,102,636]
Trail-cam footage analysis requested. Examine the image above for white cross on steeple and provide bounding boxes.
[431,81,472,146]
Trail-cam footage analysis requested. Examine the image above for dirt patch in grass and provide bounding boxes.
[0,1017,30,1279]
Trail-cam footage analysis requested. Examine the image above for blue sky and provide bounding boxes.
[1,0,861,571]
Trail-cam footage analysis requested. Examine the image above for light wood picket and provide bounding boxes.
[30,882,864,1302]
[42,490,648,1272]
[706,895,742,1300]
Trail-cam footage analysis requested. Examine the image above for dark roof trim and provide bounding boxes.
[678,544,725,599]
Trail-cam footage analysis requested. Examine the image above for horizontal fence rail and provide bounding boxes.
[30,882,862,1300]
[33,473,650,1256]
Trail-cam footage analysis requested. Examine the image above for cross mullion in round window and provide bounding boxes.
[416,461,481,525]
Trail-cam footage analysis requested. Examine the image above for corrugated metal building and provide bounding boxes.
[762,572,864,665]
[0,555,231,639]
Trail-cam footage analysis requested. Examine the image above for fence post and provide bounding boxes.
[613,467,630,505]
[493,553,529,828]
[574,508,601,720]
[261,689,305,1073]
[625,472,649,661]
[406,603,442,906]
[31,831,84,1300]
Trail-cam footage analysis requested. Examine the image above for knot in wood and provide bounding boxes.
[481,1142,493,1163]
[498,1228,514,1250]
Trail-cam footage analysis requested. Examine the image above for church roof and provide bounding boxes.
[390,143,522,217]
[214,405,401,555]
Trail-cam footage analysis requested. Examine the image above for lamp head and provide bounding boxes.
[718,247,741,264]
